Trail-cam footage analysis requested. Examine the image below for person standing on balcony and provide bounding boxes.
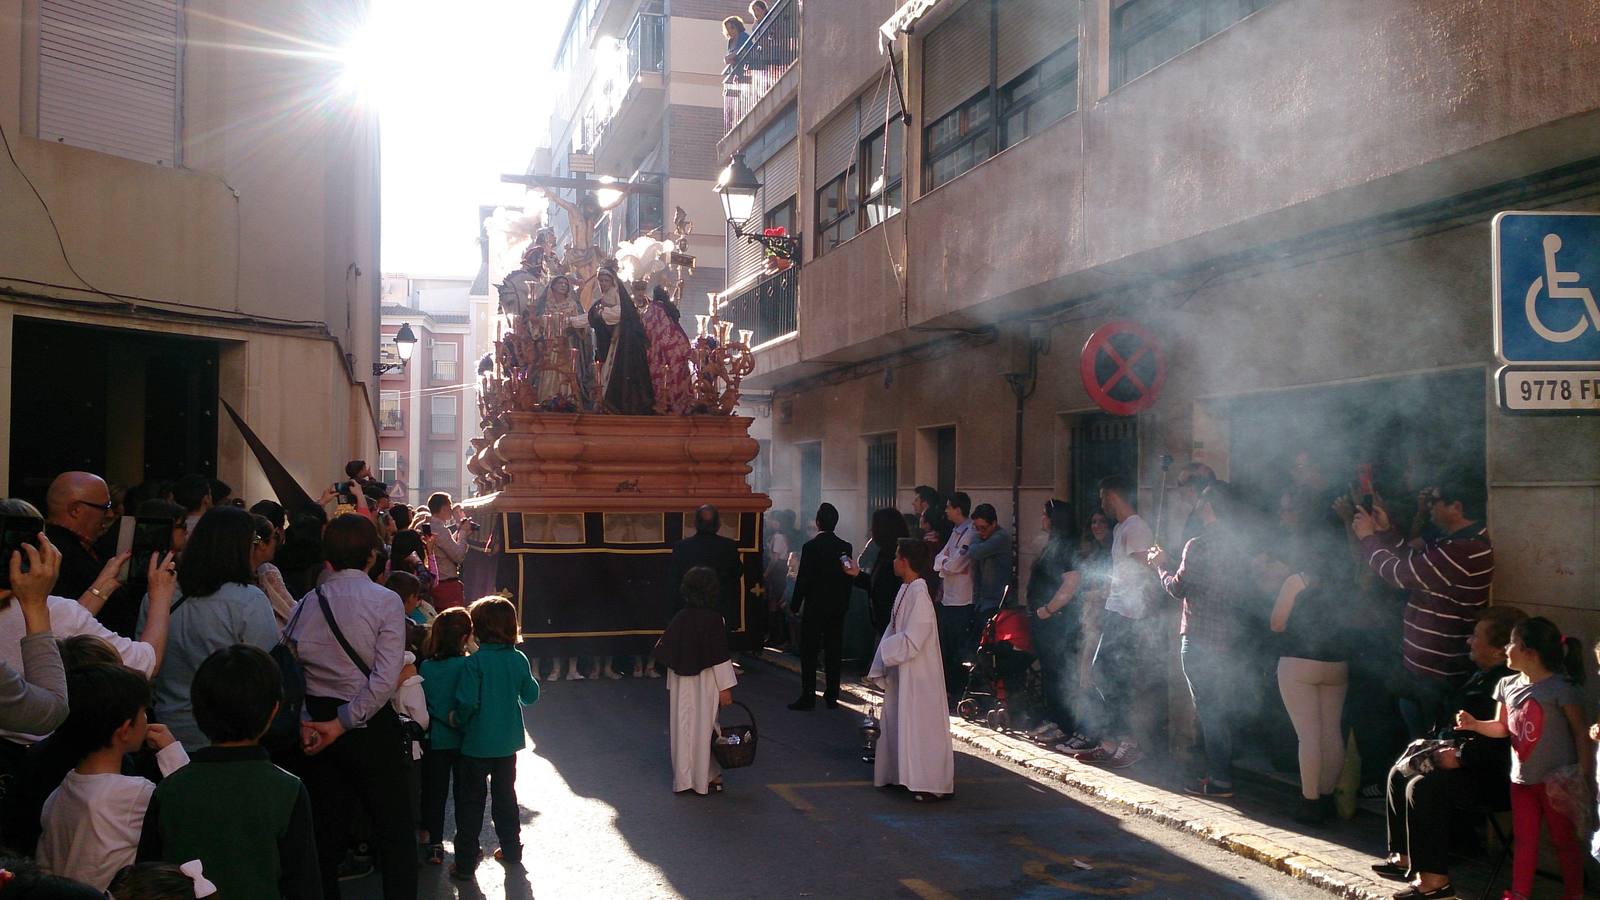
[722,16,749,75]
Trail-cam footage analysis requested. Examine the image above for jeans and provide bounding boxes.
[1087,611,1143,739]
[454,754,521,867]
[1181,637,1233,787]
[936,604,977,699]
[420,745,460,844]
[1031,607,1081,733]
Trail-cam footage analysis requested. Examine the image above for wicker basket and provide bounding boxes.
[710,700,758,769]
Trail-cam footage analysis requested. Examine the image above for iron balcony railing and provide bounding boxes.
[723,0,796,132]
[627,12,665,80]
[718,265,797,347]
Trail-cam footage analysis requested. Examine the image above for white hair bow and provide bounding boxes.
[179,860,218,898]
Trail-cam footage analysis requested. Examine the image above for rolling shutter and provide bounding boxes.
[814,104,858,183]
[728,206,765,284]
[921,0,989,123]
[38,0,181,166]
[861,64,904,136]
[997,0,1078,85]
[761,140,798,206]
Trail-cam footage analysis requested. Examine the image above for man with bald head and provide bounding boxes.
[44,471,117,606]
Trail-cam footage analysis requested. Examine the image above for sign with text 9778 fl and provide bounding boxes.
[1492,211,1600,414]
[1496,368,1600,413]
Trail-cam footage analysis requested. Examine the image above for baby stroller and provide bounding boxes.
[955,588,1043,731]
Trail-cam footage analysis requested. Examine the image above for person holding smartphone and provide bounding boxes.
[424,493,473,611]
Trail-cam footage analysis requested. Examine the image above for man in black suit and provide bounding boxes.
[669,505,743,622]
[788,503,853,710]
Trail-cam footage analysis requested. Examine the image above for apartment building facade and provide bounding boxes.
[528,0,758,308]
[379,274,481,504]
[721,0,1600,643]
[0,0,382,504]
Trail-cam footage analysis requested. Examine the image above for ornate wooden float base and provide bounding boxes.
[461,413,771,656]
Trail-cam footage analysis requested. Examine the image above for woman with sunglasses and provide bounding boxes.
[146,506,279,751]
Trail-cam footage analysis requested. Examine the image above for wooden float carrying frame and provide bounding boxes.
[461,412,772,656]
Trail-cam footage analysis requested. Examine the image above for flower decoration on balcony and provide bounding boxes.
[762,226,794,274]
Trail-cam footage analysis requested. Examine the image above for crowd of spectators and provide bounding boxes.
[764,452,1596,900]
[0,466,545,898]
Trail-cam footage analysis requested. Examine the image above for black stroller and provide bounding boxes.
[955,588,1044,731]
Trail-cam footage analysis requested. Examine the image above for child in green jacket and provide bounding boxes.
[418,608,473,866]
[449,597,539,880]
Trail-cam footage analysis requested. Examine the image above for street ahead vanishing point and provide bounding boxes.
[1492,211,1600,413]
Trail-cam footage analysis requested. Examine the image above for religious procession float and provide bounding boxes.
[462,201,770,656]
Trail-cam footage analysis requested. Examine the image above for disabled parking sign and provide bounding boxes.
[1493,211,1600,365]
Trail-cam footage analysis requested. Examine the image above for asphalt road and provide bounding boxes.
[347,657,1329,900]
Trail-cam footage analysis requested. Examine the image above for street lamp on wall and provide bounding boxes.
[715,153,796,260]
[373,321,417,376]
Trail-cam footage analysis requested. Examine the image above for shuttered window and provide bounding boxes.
[921,1,1082,189]
[37,0,182,166]
[1112,0,1272,89]
[996,0,1078,86]
[921,0,988,125]
[998,40,1077,150]
[860,118,903,229]
[728,139,799,284]
[814,62,905,257]
[921,0,991,191]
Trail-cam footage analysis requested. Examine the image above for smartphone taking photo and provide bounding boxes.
[0,515,44,590]
[116,516,176,585]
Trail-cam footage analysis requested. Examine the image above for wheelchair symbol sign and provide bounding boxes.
[1494,211,1600,364]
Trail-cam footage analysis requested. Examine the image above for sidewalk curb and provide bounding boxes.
[744,650,1391,900]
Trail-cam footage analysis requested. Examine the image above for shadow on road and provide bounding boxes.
[521,658,1313,898]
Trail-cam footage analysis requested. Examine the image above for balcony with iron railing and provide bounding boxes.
[592,10,667,171]
[723,0,796,133]
[716,264,797,348]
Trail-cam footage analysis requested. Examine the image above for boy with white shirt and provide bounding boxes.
[38,663,188,890]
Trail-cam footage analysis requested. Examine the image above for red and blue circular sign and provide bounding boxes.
[1080,320,1167,416]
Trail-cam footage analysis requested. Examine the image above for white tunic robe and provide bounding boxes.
[667,659,738,794]
[868,578,955,795]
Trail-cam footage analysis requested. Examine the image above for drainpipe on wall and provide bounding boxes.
[1001,323,1042,593]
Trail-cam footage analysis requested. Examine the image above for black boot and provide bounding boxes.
[1291,796,1327,826]
[1320,794,1338,820]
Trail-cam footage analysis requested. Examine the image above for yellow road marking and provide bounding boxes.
[1009,836,1189,894]
[767,778,1013,813]
[899,878,959,900]
[766,780,880,814]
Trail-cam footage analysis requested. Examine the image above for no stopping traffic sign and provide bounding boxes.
[1080,321,1167,416]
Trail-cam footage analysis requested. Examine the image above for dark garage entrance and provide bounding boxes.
[9,317,220,508]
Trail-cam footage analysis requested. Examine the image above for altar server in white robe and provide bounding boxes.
[866,537,955,801]
[655,565,738,795]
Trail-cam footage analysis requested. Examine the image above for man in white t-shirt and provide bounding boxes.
[932,491,977,702]
[1065,474,1156,769]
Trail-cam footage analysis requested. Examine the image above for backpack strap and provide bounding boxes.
[316,587,371,678]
